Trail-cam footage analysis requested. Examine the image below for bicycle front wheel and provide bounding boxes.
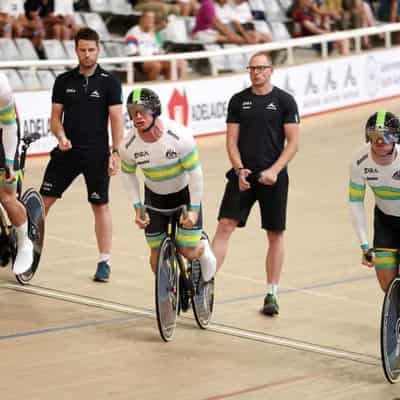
[191,259,215,329]
[15,188,45,285]
[381,276,400,383]
[155,237,179,342]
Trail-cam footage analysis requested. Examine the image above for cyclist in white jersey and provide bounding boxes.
[119,88,216,282]
[349,110,400,292]
[0,73,33,274]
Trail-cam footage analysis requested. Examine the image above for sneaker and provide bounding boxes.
[93,261,111,282]
[261,293,279,316]
[13,240,34,275]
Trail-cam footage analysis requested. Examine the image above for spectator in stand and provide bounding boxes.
[192,0,244,43]
[21,0,46,58]
[229,0,273,44]
[291,0,350,54]
[377,0,400,42]
[125,11,187,80]
[134,0,199,17]
[24,0,79,40]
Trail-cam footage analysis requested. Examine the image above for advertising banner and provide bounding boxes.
[14,48,400,155]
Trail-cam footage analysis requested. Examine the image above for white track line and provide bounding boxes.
[0,283,379,366]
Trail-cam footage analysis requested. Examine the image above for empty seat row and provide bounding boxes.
[0,68,62,91]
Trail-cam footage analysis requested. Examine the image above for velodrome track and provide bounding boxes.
[1,97,400,399]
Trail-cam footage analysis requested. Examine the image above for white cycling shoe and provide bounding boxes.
[13,239,34,275]
[199,239,216,282]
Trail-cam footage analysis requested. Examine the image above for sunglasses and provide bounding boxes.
[366,128,400,144]
[246,65,272,73]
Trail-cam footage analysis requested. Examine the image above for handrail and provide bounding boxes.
[1,22,400,83]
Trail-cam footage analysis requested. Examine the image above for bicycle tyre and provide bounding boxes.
[191,259,215,329]
[381,276,400,383]
[155,236,179,342]
[15,188,45,285]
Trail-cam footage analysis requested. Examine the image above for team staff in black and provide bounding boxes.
[39,27,123,282]
[211,51,300,316]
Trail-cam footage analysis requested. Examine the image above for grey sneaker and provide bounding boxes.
[93,261,110,282]
[261,293,279,316]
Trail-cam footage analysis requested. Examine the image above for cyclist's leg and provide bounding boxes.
[212,177,255,270]
[373,207,400,292]
[0,183,33,273]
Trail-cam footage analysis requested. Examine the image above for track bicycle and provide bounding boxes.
[0,132,45,285]
[144,204,215,342]
[366,248,400,383]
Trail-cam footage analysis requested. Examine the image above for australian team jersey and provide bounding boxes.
[349,143,400,247]
[119,117,203,210]
[0,73,18,167]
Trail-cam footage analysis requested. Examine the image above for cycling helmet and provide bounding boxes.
[365,111,400,144]
[126,88,161,119]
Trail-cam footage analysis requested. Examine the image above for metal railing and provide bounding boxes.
[1,23,400,84]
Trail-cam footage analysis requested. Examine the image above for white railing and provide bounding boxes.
[1,23,400,83]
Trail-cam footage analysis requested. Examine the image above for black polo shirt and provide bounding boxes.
[52,65,122,151]
[226,86,299,172]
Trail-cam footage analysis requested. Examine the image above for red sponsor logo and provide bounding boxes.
[168,88,189,126]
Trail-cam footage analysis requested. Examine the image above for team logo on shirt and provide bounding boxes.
[166,149,178,159]
[364,167,378,174]
[392,170,400,180]
[266,102,277,111]
[90,90,101,98]
[241,101,252,110]
[134,150,149,159]
[66,88,76,93]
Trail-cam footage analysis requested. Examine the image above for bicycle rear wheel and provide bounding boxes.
[155,237,179,342]
[381,276,400,383]
[15,188,45,285]
[191,259,215,329]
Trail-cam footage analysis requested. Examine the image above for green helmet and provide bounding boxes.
[365,111,400,144]
[126,88,161,119]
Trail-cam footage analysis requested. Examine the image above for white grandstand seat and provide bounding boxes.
[253,20,273,35]
[1,69,24,91]
[54,0,74,14]
[80,12,111,39]
[88,0,109,13]
[102,40,125,57]
[278,0,293,12]
[269,21,290,41]
[18,69,41,90]
[42,39,68,60]
[223,44,247,72]
[36,70,56,89]
[163,15,190,43]
[0,38,21,61]
[72,12,85,26]
[203,44,227,72]
[0,0,24,15]
[62,40,77,59]
[248,0,266,21]
[263,0,285,21]
[14,38,38,60]
[109,0,133,15]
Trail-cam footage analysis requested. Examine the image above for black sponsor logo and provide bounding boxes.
[134,150,149,158]
[366,177,378,181]
[364,167,378,174]
[356,154,368,165]
[166,149,178,159]
[392,170,400,180]
[137,160,150,165]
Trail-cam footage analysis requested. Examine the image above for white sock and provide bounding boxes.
[15,221,31,248]
[199,239,216,282]
[99,253,110,264]
[267,284,278,297]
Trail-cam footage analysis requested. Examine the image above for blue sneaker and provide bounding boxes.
[93,261,110,282]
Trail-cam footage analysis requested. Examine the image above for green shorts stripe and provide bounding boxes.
[375,251,398,270]
[146,232,167,249]
[176,228,201,248]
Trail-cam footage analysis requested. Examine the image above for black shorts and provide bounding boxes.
[144,186,203,249]
[374,206,400,249]
[39,147,110,204]
[218,169,288,231]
